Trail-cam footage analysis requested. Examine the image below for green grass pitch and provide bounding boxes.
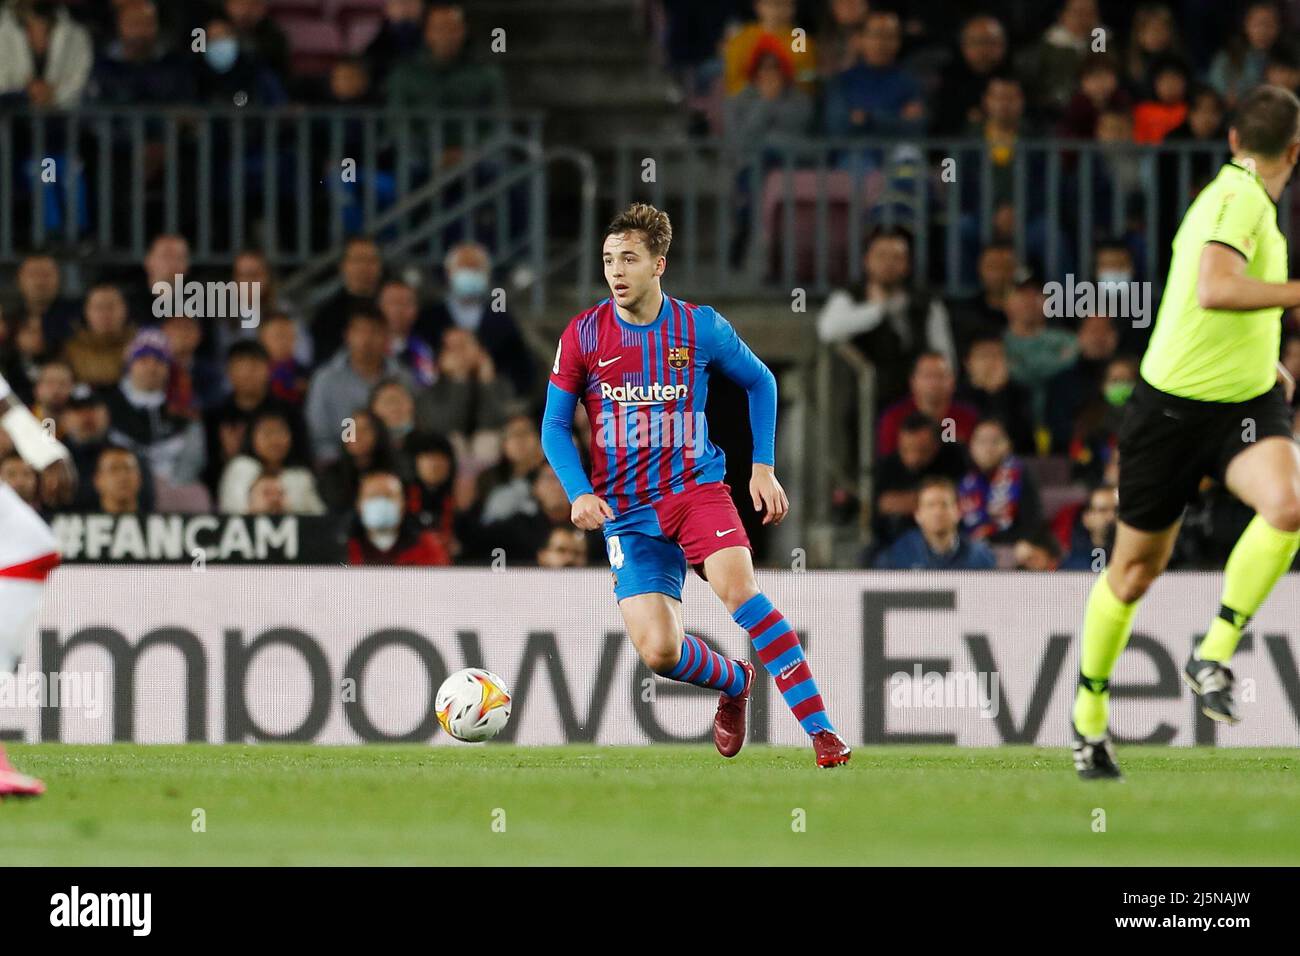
[3,744,1298,865]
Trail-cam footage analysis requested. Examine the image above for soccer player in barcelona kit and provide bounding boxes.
[541,203,850,767]
[1072,86,1300,779]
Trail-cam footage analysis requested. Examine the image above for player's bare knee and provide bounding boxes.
[1258,493,1300,533]
[713,576,759,615]
[640,643,681,675]
[1111,560,1159,603]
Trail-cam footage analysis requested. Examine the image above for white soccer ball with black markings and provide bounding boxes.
[436,668,513,742]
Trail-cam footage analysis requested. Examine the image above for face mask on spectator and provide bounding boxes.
[360,496,401,531]
[1097,269,1132,285]
[206,38,240,74]
[449,269,489,299]
[1104,381,1134,406]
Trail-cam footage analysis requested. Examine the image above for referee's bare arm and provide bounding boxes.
[1197,242,1300,310]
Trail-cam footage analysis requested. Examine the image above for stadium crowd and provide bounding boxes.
[1,0,1300,571]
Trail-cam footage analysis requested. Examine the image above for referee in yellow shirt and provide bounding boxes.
[1074,86,1300,779]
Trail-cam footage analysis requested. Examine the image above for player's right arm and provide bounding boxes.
[540,323,613,531]
[0,372,76,506]
[1196,242,1300,311]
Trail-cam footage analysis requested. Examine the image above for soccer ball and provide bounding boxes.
[436,668,512,742]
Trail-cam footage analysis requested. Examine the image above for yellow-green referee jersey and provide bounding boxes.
[1141,160,1288,402]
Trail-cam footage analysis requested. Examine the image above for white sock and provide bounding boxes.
[0,578,45,675]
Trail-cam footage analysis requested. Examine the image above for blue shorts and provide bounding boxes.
[602,504,688,602]
[600,483,751,603]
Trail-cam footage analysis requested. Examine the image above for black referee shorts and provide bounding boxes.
[1117,377,1295,532]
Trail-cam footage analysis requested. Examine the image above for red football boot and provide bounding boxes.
[0,745,45,798]
[812,730,851,768]
[713,660,755,758]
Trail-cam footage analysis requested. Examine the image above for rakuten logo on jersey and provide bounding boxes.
[599,381,689,405]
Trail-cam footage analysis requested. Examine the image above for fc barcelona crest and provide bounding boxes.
[667,346,691,370]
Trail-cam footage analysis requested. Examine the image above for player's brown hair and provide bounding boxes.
[1232,84,1300,158]
[604,203,672,258]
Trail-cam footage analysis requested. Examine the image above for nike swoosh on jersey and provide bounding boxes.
[715,528,737,537]
[597,356,620,367]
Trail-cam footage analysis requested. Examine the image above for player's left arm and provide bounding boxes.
[706,310,788,526]
[0,373,76,507]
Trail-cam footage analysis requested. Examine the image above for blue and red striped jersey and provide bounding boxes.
[546,294,775,515]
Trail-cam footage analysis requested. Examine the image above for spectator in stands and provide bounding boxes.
[386,4,507,113]
[1164,85,1226,145]
[87,1,196,105]
[128,233,190,323]
[1003,277,1077,429]
[31,358,75,434]
[949,242,1017,352]
[958,418,1042,545]
[1013,527,1062,571]
[723,0,817,96]
[407,430,464,559]
[311,236,383,365]
[1265,47,1300,95]
[817,226,956,408]
[369,377,419,477]
[218,409,324,514]
[223,249,312,365]
[1208,0,1287,106]
[0,453,39,510]
[92,445,144,515]
[323,57,373,107]
[415,326,512,470]
[224,0,289,81]
[347,469,451,566]
[246,472,287,515]
[162,314,224,417]
[824,10,924,137]
[1060,54,1130,141]
[378,280,436,388]
[538,526,589,568]
[364,0,429,89]
[6,311,47,388]
[1059,484,1118,570]
[1015,0,1105,120]
[815,0,868,79]
[258,313,309,406]
[0,306,32,404]
[872,476,996,570]
[307,308,412,464]
[103,329,206,487]
[476,411,546,522]
[0,0,94,107]
[425,241,533,398]
[956,335,1035,455]
[318,408,399,511]
[202,340,309,491]
[63,284,134,388]
[932,14,1008,135]
[1069,355,1136,484]
[876,352,978,458]
[474,464,594,566]
[1125,3,1184,98]
[60,385,147,511]
[873,412,966,545]
[1044,314,1119,453]
[724,38,813,148]
[14,253,79,352]
[1132,57,1190,144]
[193,15,286,107]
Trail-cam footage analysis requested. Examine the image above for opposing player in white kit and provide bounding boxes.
[0,372,74,797]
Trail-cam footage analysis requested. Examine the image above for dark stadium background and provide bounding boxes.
[0,0,1297,573]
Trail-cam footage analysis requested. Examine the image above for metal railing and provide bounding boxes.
[0,106,544,269]
[612,136,1293,298]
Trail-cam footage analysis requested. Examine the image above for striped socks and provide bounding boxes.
[659,633,747,696]
[732,593,833,735]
